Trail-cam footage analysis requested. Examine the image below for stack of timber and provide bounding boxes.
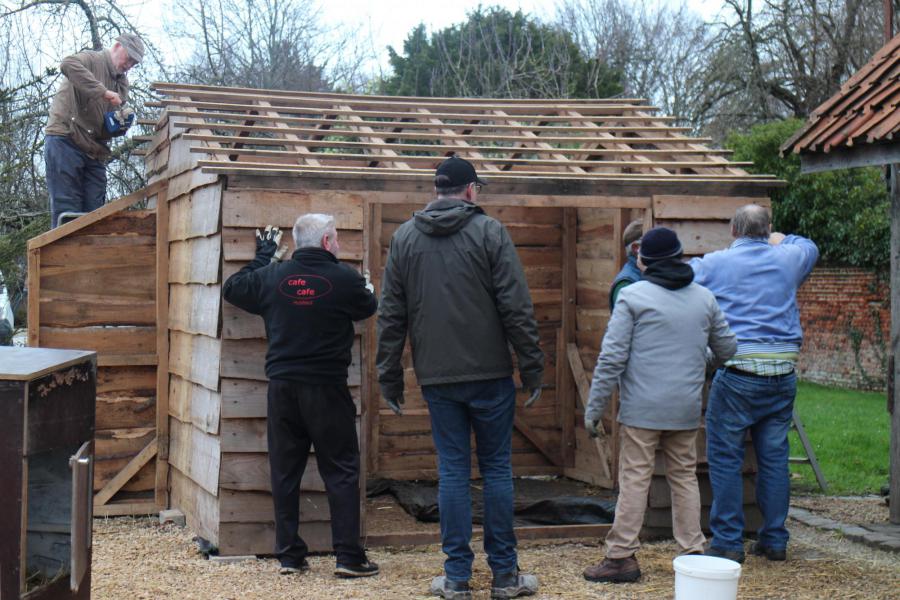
[27,184,167,516]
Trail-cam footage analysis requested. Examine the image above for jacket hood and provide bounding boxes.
[642,258,694,290]
[413,198,484,236]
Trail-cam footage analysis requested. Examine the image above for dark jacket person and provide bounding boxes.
[376,156,544,599]
[223,214,379,578]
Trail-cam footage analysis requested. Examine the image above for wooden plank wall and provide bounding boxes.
[373,204,564,480]
[33,210,159,506]
[147,116,225,544]
[217,184,367,555]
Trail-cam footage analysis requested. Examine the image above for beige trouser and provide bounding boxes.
[605,425,706,558]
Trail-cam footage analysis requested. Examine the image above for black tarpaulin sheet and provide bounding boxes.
[367,478,615,526]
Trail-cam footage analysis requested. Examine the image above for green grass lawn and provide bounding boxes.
[789,381,889,495]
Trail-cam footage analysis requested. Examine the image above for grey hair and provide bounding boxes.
[731,204,770,239]
[293,213,336,248]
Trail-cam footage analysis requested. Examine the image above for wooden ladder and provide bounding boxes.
[789,411,829,493]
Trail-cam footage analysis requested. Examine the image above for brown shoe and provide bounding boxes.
[583,556,641,583]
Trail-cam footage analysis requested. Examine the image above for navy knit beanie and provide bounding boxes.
[639,227,683,261]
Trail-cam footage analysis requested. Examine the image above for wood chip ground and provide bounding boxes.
[92,514,899,599]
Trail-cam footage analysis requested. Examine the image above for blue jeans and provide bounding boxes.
[45,135,107,228]
[706,368,796,552]
[422,376,517,582]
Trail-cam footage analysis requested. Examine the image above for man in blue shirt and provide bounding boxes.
[690,204,818,563]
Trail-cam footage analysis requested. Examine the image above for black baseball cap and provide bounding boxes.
[434,156,486,188]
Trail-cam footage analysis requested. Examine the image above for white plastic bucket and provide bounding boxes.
[672,555,742,600]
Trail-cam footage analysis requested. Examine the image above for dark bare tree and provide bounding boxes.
[557,0,717,127]
[168,0,371,92]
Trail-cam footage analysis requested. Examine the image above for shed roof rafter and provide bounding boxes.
[152,82,779,184]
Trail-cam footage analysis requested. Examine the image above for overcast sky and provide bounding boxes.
[126,0,726,78]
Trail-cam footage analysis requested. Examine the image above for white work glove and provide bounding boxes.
[584,413,607,438]
[385,394,404,416]
[524,385,542,408]
[364,269,375,294]
[255,226,282,260]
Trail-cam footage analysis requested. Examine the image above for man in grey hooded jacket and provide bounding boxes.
[377,156,544,600]
[582,227,736,585]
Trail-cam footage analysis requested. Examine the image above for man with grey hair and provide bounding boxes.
[45,33,144,227]
[223,214,379,578]
[690,204,818,563]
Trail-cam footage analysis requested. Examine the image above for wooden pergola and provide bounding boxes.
[782,27,900,524]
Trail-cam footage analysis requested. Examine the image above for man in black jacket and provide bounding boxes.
[377,156,544,600]
[223,214,378,578]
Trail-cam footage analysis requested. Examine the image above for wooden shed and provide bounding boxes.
[29,83,779,554]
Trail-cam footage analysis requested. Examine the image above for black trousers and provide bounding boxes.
[267,379,365,566]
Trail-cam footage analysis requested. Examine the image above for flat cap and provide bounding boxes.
[116,33,144,64]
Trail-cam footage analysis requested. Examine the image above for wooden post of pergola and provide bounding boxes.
[781,24,900,524]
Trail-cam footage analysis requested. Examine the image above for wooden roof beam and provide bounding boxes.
[563,109,671,176]
[490,110,585,174]
[339,104,410,170]
[171,121,718,145]
[155,98,677,124]
[414,108,502,173]
[163,109,692,134]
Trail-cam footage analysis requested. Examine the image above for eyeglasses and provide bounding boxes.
[472,183,483,192]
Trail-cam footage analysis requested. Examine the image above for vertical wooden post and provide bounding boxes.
[365,202,383,476]
[26,247,40,347]
[558,208,577,467]
[155,185,171,510]
[890,164,900,524]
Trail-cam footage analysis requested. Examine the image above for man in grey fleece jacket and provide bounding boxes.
[582,227,736,584]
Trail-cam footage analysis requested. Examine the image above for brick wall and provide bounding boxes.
[797,267,890,391]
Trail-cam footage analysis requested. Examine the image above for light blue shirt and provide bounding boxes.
[689,235,819,345]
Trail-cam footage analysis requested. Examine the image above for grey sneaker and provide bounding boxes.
[491,571,538,599]
[279,558,309,575]
[430,575,472,599]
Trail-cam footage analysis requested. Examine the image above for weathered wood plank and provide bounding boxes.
[40,292,156,328]
[168,418,221,497]
[94,437,158,507]
[169,467,219,544]
[168,183,222,241]
[96,393,156,430]
[169,236,221,285]
[652,195,769,220]
[169,374,221,435]
[96,366,157,395]
[219,337,361,385]
[169,331,221,392]
[220,377,361,419]
[219,489,330,523]
[222,189,364,230]
[94,427,156,492]
[169,284,221,337]
[39,326,156,356]
[659,220,733,256]
[221,417,361,453]
[219,453,325,492]
[222,227,364,262]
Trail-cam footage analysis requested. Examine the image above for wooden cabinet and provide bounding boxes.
[0,348,96,600]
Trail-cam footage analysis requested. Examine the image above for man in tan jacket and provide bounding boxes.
[44,33,143,228]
